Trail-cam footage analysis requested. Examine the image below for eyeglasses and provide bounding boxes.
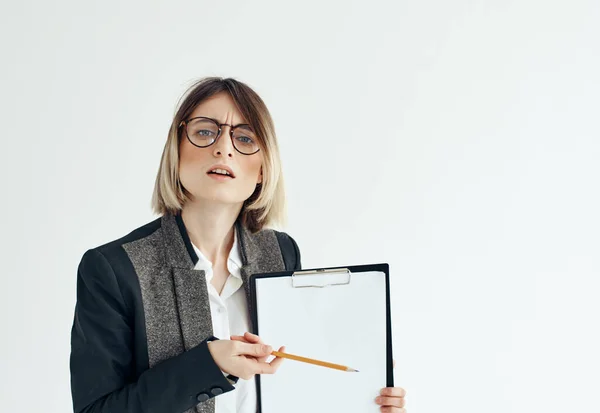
[179,116,260,155]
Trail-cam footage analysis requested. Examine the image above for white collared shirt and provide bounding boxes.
[191,231,256,413]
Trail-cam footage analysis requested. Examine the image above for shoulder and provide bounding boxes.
[83,216,161,259]
[77,216,164,281]
[238,224,302,271]
[271,229,302,271]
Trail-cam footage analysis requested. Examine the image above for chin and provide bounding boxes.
[191,188,250,206]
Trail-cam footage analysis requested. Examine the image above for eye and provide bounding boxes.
[197,129,216,137]
[236,135,254,143]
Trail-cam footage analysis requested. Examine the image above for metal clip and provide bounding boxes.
[291,268,351,288]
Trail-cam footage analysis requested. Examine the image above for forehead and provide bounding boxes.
[189,92,248,124]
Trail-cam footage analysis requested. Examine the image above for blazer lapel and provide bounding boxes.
[235,220,286,325]
[161,214,214,351]
[161,213,216,413]
[172,268,213,350]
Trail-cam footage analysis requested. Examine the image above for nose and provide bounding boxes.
[213,125,234,158]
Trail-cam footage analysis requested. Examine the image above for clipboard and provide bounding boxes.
[249,263,393,413]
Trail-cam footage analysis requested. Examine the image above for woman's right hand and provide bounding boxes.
[207,339,284,380]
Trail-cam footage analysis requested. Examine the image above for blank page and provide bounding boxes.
[254,270,388,413]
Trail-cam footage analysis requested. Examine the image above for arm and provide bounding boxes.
[69,249,235,413]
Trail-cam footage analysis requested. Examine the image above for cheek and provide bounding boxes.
[240,157,262,183]
[234,157,263,199]
[179,141,206,183]
[180,139,200,163]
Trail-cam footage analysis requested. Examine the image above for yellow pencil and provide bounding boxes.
[271,350,359,372]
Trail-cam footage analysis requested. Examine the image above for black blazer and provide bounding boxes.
[69,213,301,413]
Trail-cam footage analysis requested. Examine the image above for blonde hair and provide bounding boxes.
[151,77,286,233]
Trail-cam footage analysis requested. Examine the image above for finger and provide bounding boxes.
[256,340,275,363]
[269,346,286,368]
[236,342,273,358]
[375,396,406,408]
[239,334,268,363]
[380,387,406,398]
[254,359,281,374]
[379,408,406,413]
[252,346,286,375]
[230,335,248,342]
[243,332,262,343]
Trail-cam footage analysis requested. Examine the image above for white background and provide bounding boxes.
[1,0,599,412]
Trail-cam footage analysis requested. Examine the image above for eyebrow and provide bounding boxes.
[194,116,252,129]
[235,124,254,132]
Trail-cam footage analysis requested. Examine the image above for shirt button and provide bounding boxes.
[218,307,224,313]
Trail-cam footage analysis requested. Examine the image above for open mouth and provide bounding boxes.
[207,168,235,178]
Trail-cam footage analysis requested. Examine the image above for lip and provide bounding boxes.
[206,164,236,178]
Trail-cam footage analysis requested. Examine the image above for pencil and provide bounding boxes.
[271,350,359,372]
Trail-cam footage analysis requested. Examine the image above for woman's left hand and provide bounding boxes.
[376,359,406,412]
[375,386,406,412]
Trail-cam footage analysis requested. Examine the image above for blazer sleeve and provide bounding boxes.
[69,249,235,413]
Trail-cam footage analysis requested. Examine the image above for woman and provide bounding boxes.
[69,77,406,413]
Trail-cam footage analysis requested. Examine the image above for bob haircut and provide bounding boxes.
[151,76,286,233]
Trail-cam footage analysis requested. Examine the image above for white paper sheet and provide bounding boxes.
[254,270,388,413]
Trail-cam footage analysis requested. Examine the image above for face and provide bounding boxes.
[178,92,263,206]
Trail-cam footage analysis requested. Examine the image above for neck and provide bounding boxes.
[180,200,242,264]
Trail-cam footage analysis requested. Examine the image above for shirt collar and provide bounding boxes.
[228,229,243,276]
[191,229,243,279]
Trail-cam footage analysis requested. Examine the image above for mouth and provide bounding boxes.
[207,166,235,179]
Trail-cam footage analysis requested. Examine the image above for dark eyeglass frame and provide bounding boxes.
[179,116,261,155]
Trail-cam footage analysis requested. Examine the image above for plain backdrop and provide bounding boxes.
[1,0,599,412]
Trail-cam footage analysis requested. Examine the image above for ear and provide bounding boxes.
[257,167,263,184]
